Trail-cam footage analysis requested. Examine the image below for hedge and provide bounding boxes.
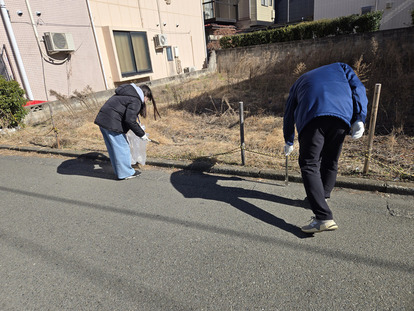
[412,9,414,25]
[220,11,383,49]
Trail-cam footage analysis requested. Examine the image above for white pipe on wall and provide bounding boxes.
[24,0,38,39]
[0,0,34,100]
[156,0,164,33]
[200,0,207,66]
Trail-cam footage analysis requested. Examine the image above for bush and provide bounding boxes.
[0,76,28,128]
[353,11,382,33]
[412,9,414,25]
[220,11,383,49]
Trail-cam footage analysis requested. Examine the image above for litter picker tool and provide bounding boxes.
[149,138,160,145]
[285,155,289,186]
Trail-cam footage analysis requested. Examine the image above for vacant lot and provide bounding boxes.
[0,73,413,183]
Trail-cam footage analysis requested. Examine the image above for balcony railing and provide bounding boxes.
[203,0,238,23]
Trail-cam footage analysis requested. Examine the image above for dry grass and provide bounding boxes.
[0,73,413,183]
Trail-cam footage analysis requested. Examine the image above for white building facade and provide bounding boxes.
[314,0,414,30]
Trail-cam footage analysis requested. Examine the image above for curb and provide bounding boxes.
[1,144,413,196]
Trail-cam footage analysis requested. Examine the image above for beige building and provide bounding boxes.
[314,0,414,30]
[0,0,103,101]
[89,0,207,88]
[0,0,207,101]
[238,0,275,29]
[203,0,275,52]
[203,0,275,29]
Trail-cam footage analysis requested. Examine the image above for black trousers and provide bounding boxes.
[298,116,349,220]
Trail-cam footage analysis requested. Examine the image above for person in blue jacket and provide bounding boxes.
[283,63,368,233]
[95,84,160,180]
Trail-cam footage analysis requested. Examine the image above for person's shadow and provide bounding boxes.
[57,152,116,180]
[170,158,311,239]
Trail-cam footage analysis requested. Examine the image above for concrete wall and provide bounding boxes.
[24,63,216,125]
[216,27,414,75]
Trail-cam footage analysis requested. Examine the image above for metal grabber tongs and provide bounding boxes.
[285,154,289,186]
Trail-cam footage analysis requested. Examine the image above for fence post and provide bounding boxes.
[363,83,381,174]
[239,101,245,165]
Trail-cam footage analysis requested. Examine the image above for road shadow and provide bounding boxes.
[170,158,311,239]
[57,152,116,180]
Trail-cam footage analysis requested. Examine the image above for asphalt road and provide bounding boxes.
[1,154,413,310]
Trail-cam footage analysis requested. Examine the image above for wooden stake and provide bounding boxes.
[363,83,381,174]
[239,101,245,165]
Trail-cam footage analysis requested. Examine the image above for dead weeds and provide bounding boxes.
[0,74,413,183]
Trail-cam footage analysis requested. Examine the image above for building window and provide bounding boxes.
[361,6,373,14]
[166,46,173,61]
[261,0,272,6]
[113,31,152,77]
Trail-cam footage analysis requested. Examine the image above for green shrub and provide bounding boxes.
[0,76,28,128]
[353,11,383,33]
[220,11,383,49]
[412,9,414,25]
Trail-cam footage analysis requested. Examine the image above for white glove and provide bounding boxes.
[351,121,364,139]
[284,144,293,156]
[140,133,151,142]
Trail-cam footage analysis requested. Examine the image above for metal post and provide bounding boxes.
[363,83,381,174]
[239,101,245,165]
[287,0,290,23]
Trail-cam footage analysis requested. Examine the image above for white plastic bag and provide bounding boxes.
[126,130,148,165]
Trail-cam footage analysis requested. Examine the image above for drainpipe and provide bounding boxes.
[24,0,38,39]
[249,0,251,24]
[155,0,164,33]
[137,0,144,28]
[200,1,207,66]
[287,0,290,24]
[0,0,34,100]
[86,0,109,89]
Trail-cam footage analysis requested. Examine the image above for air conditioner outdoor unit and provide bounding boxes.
[44,32,75,54]
[154,34,168,49]
[183,66,195,73]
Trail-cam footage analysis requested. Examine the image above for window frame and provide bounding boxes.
[166,46,173,61]
[113,30,153,78]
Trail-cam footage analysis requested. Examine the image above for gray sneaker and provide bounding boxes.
[301,217,338,233]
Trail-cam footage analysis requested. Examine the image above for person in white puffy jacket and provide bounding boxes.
[283,63,368,233]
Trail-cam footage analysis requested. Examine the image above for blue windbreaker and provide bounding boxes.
[283,62,368,145]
